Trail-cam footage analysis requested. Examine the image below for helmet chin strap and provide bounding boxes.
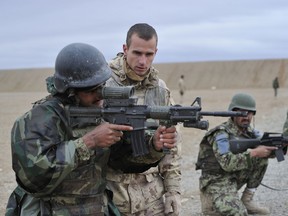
[68,88,76,98]
[67,89,80,106]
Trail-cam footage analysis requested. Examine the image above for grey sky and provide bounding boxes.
[1,0,288,69]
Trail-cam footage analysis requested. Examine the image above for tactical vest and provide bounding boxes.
[195,125,230,175]
[105,57,169,173]
[196,121,261,175]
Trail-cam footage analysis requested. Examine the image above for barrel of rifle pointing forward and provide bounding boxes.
[200,111,248,117]
[98,86,135,99]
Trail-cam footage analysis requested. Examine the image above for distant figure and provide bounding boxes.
[272,76,279,97]
[178,75,186,104]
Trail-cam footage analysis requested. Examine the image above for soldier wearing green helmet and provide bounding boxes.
[196,92,277,215]
[5,43,176,216]
[228,93,256,114]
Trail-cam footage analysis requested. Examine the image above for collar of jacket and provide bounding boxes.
[109,52,160,89]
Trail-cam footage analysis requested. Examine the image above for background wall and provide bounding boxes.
[0,58,287,92]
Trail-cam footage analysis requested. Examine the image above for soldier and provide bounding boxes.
[5,43,176,216]
[272,76,279,97]
[196,93,277,215]
[105,23,181,215]
[178,75,186,104]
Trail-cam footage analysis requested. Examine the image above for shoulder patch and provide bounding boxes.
[215,133,230,155]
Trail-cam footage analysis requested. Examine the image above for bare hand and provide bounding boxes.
[249,145,278,158]
[82,122,133,149]
[153,126,177,151]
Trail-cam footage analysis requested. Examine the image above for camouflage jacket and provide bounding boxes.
[7,75,171,215]
[8,95,114,215]
[283,110,288,136]
[105,53,181,213]
[196,118,263,189]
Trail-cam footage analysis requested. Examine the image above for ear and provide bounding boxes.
[123,44,128,55]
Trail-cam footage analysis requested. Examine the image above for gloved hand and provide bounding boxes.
[164,191,181,216]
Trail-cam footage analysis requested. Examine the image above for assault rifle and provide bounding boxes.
[66,86,247,156]
[230,132,288,162]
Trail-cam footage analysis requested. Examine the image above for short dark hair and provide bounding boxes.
[126,23,158,48]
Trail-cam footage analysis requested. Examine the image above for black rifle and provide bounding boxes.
[66,86,247,156]
[230,132,288,162]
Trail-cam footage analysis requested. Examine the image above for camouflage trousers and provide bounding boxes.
[200,157,268,215]
[6,186,120,216]
[107,172,165,215]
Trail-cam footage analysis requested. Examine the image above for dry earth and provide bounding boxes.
[0,88,288,215]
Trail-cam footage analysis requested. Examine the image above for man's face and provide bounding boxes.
[76,86,104,107]
[123,33,157,77]
[233,109,255,129]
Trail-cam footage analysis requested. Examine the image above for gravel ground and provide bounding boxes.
[1,88,288,215]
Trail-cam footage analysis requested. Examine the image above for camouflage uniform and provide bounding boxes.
[105,53,181,215]
[196,118,268,216]
[5,94,118,216]
[6,87,166,215]
[283,110,288,136]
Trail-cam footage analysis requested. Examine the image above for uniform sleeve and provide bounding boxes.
[283,113,288,136]
[210,130,252,172]
[158,125,182,194]
[11,104,91,195]
[157,86,181,194]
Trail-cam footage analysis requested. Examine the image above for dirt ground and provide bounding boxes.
[0,88,288,215]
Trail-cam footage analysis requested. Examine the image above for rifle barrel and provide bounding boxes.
[200,111,247,117]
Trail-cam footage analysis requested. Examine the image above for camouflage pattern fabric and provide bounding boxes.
[197,118,268,215]
[6,96,118,215]
[105,53,181,215]
[6,79,172,215]
[283,110,288,136]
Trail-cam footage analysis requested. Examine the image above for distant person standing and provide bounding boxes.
[178,75,186,104]
[272,76,279,97]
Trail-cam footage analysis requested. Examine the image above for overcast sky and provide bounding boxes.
[1,0,288,69]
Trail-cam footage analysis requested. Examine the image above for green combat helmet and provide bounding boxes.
[53,43,112,93]
[228,93,256,114]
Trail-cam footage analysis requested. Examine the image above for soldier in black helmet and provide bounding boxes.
[5,43,176,216]
[196,93,276,216]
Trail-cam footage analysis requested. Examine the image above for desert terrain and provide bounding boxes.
[1,59,288,215]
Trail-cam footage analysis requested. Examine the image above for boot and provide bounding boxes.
[241,189,270,215]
